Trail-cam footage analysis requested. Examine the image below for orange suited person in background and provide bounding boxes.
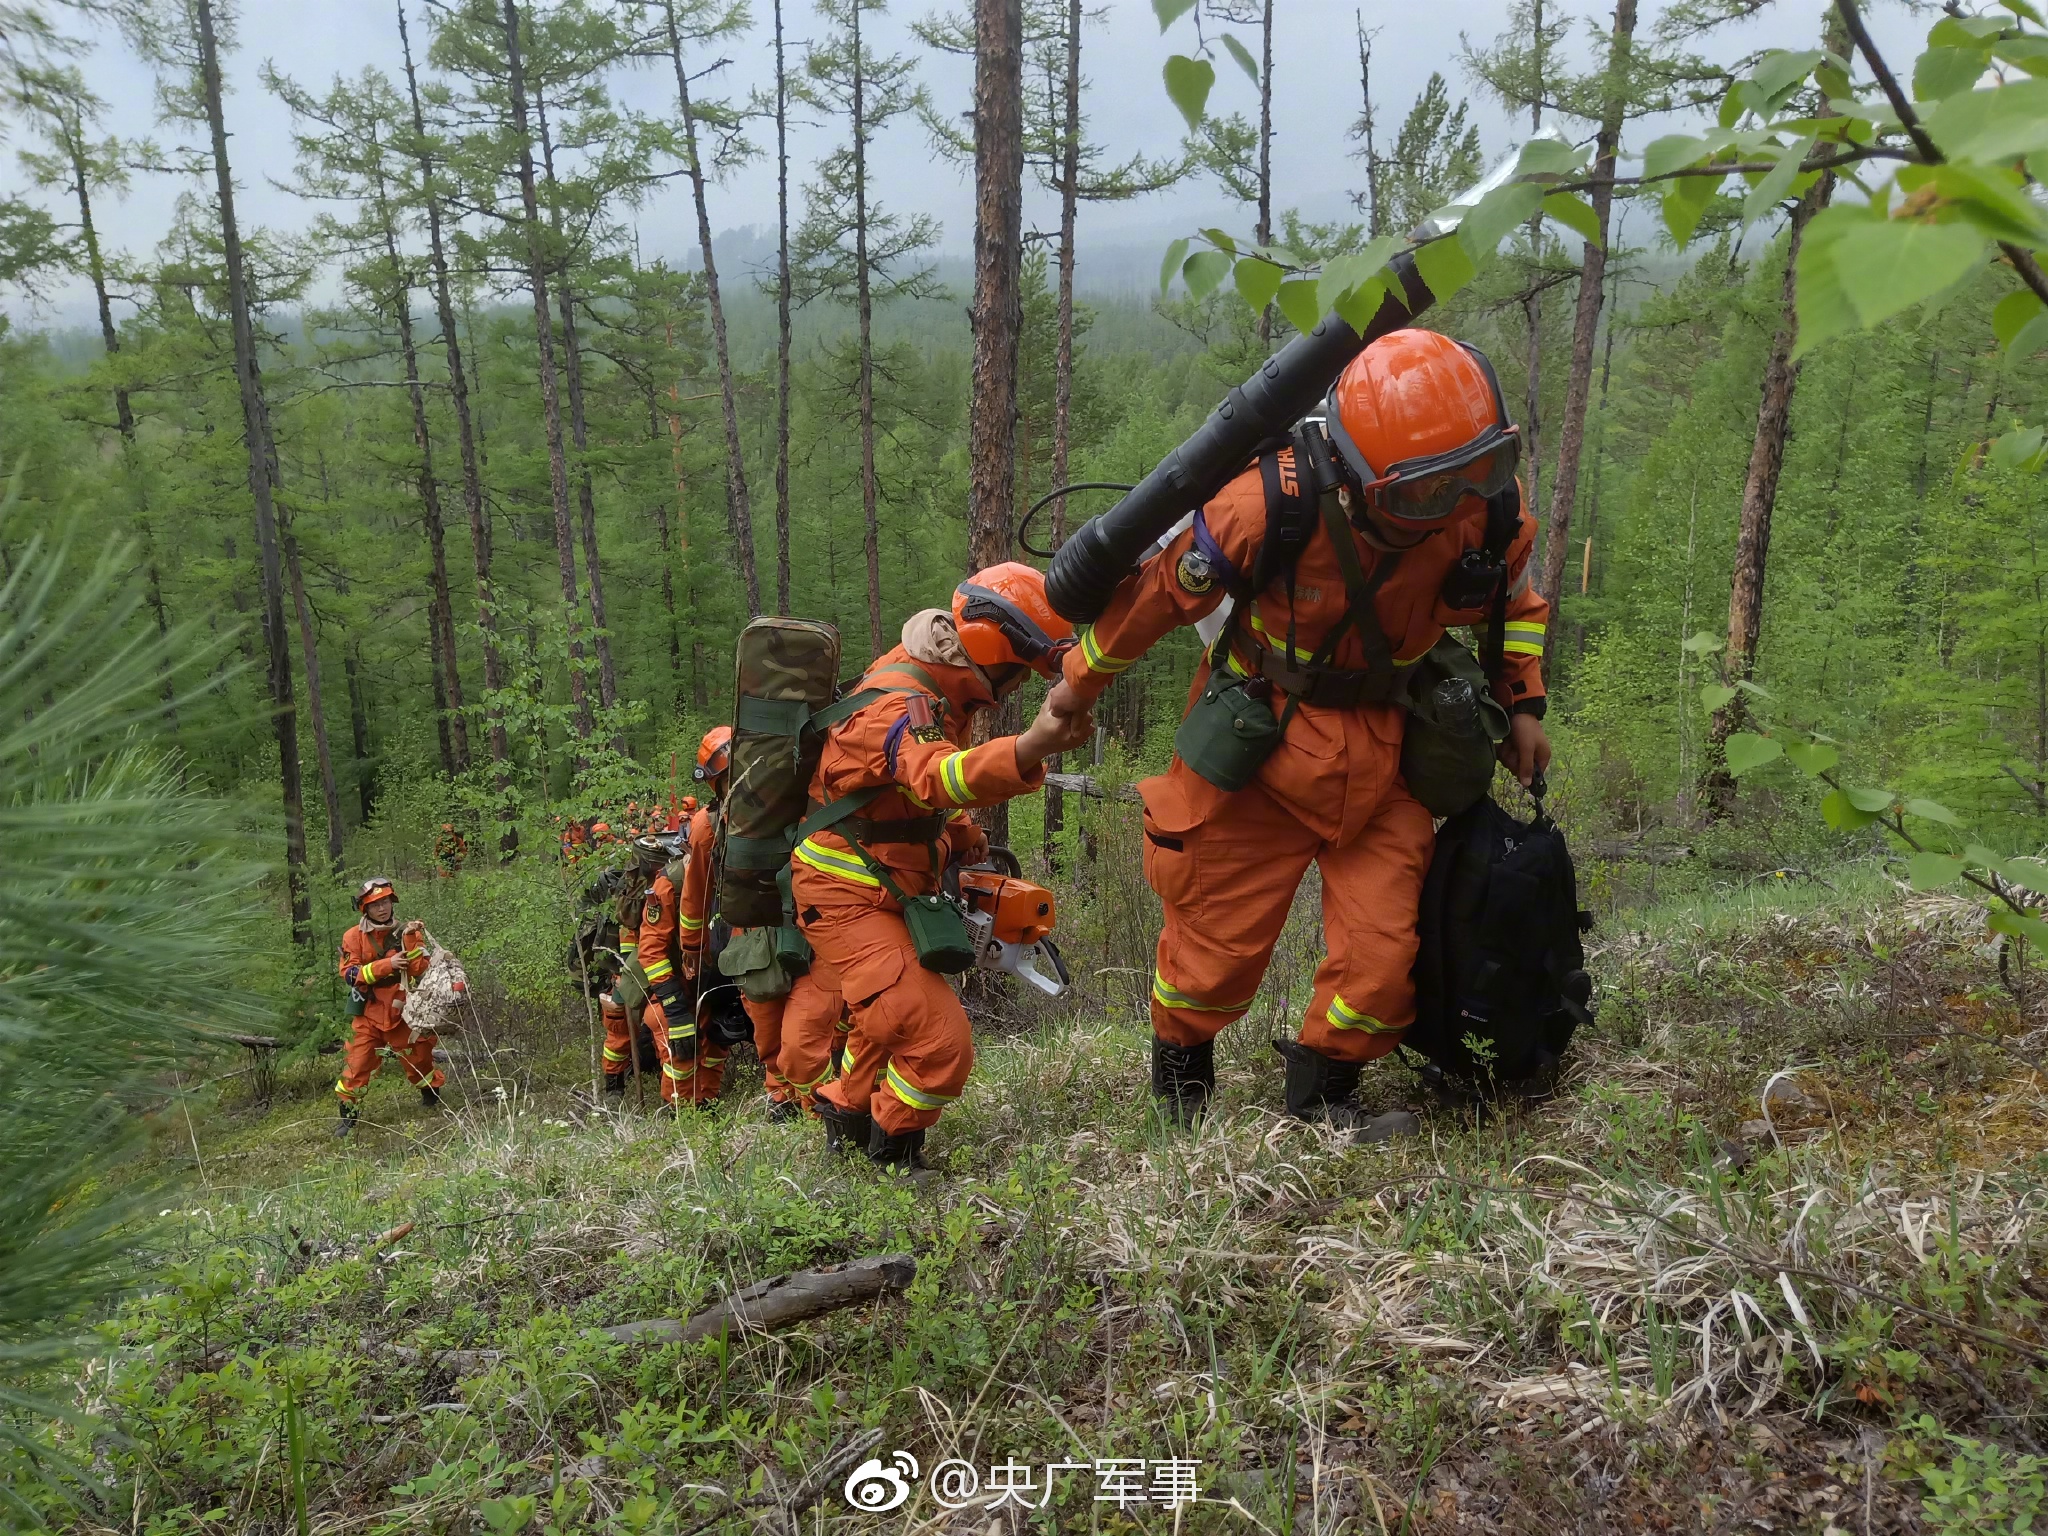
[799,564,1095,1170]
[1044,329,1553,1139]
[599,833,667,1098]
[636,827,707,1108]
[335,876,445,1138]
[677,725,848,1121]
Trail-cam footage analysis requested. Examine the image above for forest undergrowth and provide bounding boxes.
[29,823,2048,1535]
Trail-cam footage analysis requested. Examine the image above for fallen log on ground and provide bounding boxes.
[1043,771,1141,803]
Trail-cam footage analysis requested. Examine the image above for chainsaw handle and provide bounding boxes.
[978,844,1024,879]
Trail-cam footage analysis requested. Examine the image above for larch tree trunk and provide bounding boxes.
[852,0,883,661]
[1521,0,1545,512]
[772,0,794,614]
[1253,0,1273,345]
[648,399,686,710]
[500,0,594,743]
[534,92,623,733]
[195,0,311,944]
[345,640,376,823]
[283,526,346,869]
[372,141,470,773]
[400,1,513,838]
[1702,182,1830,815]
[1355,19,1383,239]
[663,0,761,617]
[1536,0,1635,620]
[1043,0,1085,871]
[966,0,1023,576]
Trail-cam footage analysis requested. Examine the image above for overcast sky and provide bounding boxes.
[3,0,1920,329]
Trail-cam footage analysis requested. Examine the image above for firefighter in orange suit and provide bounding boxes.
[799,564,1095,1169]
[335,876,444,1138]
[600,834,666,1098]
[677,725,849,1121]
[635,831,697,1107]
[1044,329,1553,1139]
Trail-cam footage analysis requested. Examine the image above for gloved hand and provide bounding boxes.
[950,817,990,868]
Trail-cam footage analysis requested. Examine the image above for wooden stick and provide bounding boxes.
[613,1253,919,1345]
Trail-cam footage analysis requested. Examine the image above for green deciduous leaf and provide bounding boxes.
[1994,35,2048,76]
[1908,851,1966,890]
[1724,733,1783,776]
[1753,48,1824,107]
[1162,54,1215,130]
[1923,78,2048,162]
[1413,236,1476,303]
[1903,796,1961,826]
[1700,683,1737,712]
[1987,907,2048,948]
[1966,843,2021,882]
[1200,227,1238,256]
[1681,630,1724,654]
[1233,256,1285,313]
[1822,788,1879,830]
[1784,739,1840,776]
[1741,136,1815,227]
[1457,182,1544,261]
[1663,168,1723,247]
[1182,248,1232,301]
[1915,45,1993,102]
[1274,279,1321,336]
[1644,134,1715,179]
[1332,275,1387,335]
[1543,192,1602,245]
[1220,32,1258,83]
[1844,785,1895,813]
[1994,288,2046,349]
[1989,425,2045,469]
[1316,235,1400,316]
[1152,0,1197,29]
[1834,220,1990,324]
[1160,237,1189,295]
[1517,137,1587,177]
[1918,162,2048,243]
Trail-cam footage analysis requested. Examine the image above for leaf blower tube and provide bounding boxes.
[1045,250,1436,624]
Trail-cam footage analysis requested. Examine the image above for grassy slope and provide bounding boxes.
[43,872,2048,1535]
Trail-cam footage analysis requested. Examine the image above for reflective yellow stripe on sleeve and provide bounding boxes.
[939,751,972,805]
[644,958,674,983]
[1502,621,1546,657]
[795,837,883,887]
[678,914,707,933]
[1077,625,1135,675]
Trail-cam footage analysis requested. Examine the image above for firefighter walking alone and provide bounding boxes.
[335,876,446,1138]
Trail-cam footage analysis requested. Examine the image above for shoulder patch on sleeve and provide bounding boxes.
[643,894,663,924]
[1176,548,1218,595]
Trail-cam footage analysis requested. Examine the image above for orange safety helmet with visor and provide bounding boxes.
[1324,328,1520,527]
[694,724,733,783]
[354,875,397,914]
[952,562,1075,678]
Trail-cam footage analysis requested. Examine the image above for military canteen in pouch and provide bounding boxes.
[1399,634,1511,817]
[1174,664,1287,793]
[718,924,811,1003]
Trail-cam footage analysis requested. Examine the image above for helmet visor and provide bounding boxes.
[1375,434,1521,524]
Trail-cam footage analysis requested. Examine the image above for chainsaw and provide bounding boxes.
[951,846,1071,998]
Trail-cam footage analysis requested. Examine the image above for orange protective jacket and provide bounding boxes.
[638,870,684,1002]
[1062,460,1549,844]
[791,645,1016,902]
[339,921,428,1031]
[676,804,718,971]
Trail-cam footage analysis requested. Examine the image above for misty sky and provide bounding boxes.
[3,0,1918,329]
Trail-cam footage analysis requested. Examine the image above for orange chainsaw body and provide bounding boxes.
[956,868,1057,947]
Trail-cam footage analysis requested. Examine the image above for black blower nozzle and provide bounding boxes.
[1045,250,1437,623]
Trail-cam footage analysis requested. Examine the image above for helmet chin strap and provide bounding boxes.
[1340,485,1435,551]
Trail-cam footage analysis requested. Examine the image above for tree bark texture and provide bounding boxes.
[283,528,345,870]
[665,0,761,618]
[772,0,794,614]
[966,0,1023,576]
[344,640,376,823]
[1703,185,1827,814]
[400,0,509,786]
[852,0,884,661]
[1043,0,1084,868]
[500,0,593,742]
[1254,0,1273,345]
[195,0,311,943]
[535,94,623,729]
[1536,0,1635,620]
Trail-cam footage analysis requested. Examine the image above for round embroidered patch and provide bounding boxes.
[1176,549,1217,595]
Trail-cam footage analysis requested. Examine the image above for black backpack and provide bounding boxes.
[1408,792,1593,1094]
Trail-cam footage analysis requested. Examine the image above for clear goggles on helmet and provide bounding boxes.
[956,584,1074,670]
[1369,428,1521,525]
[357,876,396,907]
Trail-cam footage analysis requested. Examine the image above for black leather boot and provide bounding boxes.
[603,1072,626,1098]
[1151,1036,1215,1124]
[815,1097,874,1155]
[334,1101,360,1140]
[1273,1039,1419,1143]
[866,1121,928,1171]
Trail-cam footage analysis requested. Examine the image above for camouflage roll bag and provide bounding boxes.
[719,618,845,928]
[399,932,472,1037]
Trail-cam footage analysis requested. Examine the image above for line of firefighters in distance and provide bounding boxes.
[328,328,1555,1170]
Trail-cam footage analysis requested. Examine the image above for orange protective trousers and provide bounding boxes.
[803,883,972,1136]
[745,969,848,1108]
[1141,763,1435,1063]
[644,997,725,1106]
[336,1018,444,1101]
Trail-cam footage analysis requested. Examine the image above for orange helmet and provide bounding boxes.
[694,725,733,782]
[354,875,396,912]
[1325,329,1519,526]
[953,562,1073,678]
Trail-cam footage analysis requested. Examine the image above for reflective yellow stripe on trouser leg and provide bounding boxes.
[1151,972,1257,1014]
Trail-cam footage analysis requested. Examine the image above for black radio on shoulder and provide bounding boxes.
[1439,547,1506,611]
